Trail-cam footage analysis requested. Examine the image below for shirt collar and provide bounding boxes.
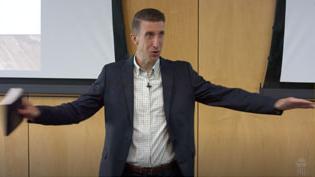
[133,56,160,78]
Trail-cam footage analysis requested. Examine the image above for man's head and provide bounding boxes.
[132,8,165,34]
[131,8,165,64]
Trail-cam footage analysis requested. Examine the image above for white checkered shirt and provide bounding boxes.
[126,57,175,167]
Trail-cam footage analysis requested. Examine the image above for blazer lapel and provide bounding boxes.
[121,57,134,124]
[160,58,174,122]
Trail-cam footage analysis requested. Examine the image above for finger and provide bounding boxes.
[295,103,314,109]
[21,97,32,107]
[292,98,313,104]
[18,108,35,118]
[18,108,29,115]
[18,110,30,117]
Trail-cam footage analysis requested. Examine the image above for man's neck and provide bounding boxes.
[135,55,158,73]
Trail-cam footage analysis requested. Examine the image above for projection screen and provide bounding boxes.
[281,0,315,83]
[0,0,127,94]
[0,0,116,79]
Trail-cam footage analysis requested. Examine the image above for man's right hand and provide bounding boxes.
[18,98,41,121]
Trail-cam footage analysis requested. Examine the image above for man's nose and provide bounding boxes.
[152,37,160,48]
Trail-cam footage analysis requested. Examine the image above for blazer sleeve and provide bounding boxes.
[187,63,282,115]
[30,66,106,125]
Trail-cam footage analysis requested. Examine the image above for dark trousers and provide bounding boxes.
[122,162,183,177]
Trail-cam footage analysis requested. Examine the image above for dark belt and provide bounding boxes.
[125,161,178,175]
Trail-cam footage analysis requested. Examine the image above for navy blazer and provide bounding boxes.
[33,57,281,177]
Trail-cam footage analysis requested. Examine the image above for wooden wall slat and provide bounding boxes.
[0,97,28,177]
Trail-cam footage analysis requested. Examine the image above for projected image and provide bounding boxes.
[0,35,40,71]
[0,0,41,71]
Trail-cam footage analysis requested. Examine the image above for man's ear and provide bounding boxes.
[130,33,138,45]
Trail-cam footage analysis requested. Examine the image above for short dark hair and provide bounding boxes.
[132,8,165,34]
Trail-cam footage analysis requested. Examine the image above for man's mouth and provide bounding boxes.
[151,51,160,55]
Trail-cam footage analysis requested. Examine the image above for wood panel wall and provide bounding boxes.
[198,0,315,176]
[28,97,104,177]
[1,0,314,177]
[0,101,28,177]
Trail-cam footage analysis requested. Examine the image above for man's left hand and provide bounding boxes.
[274,97,315,111]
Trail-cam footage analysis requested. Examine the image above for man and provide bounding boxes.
[19,8,314,177]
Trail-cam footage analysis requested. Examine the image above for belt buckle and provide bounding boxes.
[149,167,155,176]
[144,167,154,176]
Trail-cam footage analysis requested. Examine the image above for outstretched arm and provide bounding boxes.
[19,65,106,125]
[186,62,314,114]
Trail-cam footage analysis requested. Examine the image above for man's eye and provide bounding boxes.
[146,33,154,37]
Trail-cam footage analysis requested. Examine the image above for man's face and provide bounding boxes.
[132,20,165,62]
